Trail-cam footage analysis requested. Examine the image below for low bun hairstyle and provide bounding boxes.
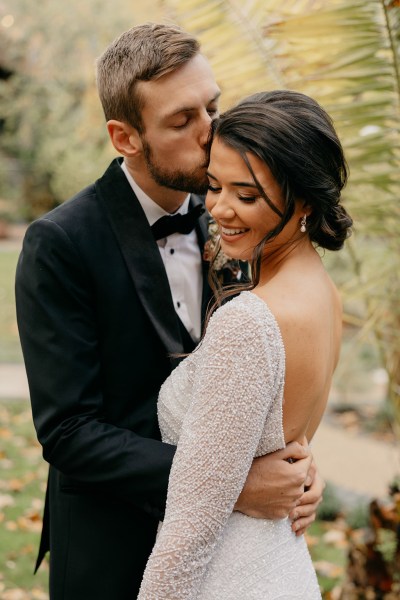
[211,90,353,252]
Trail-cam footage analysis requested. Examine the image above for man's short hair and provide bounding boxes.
[96,22,200,132]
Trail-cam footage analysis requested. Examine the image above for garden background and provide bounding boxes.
[0,1,399,598]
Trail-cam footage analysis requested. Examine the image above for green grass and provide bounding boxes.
[0,250,23,363]
[0,399,49,599]
[308,520,347,595]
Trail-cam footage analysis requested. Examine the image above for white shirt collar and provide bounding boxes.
[120,160,190,226]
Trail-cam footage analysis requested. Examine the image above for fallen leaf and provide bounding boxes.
[0,493,14,509]
[17,511,42,532]
[31,497,44,511]
[11,436,27,448]
[7,478,24,492]
[31,590,49,600]
[1,589,29,600]
[19,544,35,555]
[304,534,319,547]
[323,529,347,545]
[314,560,344,578]
[21,445,41,460]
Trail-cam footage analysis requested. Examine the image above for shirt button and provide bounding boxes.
[170,248,175,254]
[177,302,181,308]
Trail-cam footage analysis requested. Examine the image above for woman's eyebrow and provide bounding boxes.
[207,171,258,188]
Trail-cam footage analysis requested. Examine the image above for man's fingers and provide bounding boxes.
[302,469,325,504]
[304,461,316,488]
[290,496,321,535]
[291,516,314,536]
[289,486,323,535]
[287,460,325,536]
[278,440,310,462]
[289,497,321,522]
[290,506,317,535]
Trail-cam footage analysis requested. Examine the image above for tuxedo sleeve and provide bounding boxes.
[15,217,175,520]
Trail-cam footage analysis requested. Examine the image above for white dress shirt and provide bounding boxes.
[121,161,202,342]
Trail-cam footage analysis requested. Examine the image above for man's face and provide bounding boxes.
[137,54,221,194]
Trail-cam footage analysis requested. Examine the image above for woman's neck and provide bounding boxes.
[257,239,319,286]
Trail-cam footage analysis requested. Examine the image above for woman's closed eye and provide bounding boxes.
[237,194,259,203]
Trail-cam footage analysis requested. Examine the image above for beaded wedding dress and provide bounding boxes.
[138,291,322,599]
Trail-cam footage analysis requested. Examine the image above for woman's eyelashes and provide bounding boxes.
[237,194,259,203]
[207,178,261,204]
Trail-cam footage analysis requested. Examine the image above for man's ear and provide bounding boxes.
[106,120,142,157]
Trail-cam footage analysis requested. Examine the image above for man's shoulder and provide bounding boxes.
[33,158,123,228]
[29,183,97,240]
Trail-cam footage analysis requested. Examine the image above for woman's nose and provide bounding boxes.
[208,193,235,221]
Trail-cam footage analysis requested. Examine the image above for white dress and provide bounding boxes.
[138,291,322,599]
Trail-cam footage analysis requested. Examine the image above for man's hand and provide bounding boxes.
[289,459,325,536]
[234,441,312,520]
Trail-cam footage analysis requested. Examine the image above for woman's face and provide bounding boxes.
[205,136,303,262]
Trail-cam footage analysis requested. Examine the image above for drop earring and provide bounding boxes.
[300,215,307,233]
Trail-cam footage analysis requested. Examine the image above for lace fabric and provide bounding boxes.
[138,292,321,599]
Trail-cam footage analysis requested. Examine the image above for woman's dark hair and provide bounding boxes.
[207,90,353,301]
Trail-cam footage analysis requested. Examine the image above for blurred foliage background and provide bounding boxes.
[0,0,399,597]
[1,0,398,427]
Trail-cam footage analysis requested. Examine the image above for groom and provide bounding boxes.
[16,23,323,599]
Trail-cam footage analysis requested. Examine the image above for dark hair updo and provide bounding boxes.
[211,90,353,252]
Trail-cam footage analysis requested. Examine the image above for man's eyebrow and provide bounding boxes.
[211,90,221,104]
[166,91,221,119]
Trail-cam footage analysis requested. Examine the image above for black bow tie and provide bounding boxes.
[151,204,205,241]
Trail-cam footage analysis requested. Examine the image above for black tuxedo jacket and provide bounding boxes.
[15,158,213,599]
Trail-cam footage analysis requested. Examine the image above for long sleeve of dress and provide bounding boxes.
[138,293,285,599]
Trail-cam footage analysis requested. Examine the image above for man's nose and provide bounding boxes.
[199,112,213,147]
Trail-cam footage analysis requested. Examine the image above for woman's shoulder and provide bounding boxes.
[253,270,342,373]
[213,290,276,321]
[208,291,284,347]
[198,291,285,379]
[256,268,341,328]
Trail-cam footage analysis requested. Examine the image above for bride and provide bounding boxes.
[138,90,352,599]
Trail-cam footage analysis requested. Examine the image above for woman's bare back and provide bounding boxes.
[254,248,342,443]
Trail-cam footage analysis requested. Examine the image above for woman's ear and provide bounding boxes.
[300,201,312,217]
[106,120,142,157]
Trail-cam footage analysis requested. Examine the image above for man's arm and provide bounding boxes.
[235,441,324,533]
[15,218,174,519]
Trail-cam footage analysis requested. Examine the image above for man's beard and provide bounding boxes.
[141,137,209,195]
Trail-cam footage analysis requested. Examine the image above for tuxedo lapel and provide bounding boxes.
[95,159,185,356]
[190,194,213,325]
[190,193,209,249]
